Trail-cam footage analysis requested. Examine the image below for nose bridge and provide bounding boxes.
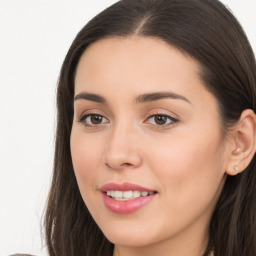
[104,118,142,169]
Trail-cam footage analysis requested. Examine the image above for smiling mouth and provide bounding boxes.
[101,183,158,213]
[106,190,157,201]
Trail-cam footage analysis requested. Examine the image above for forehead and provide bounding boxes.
[76,36,200,73]
[74,36,217,111]
[75,36,200,88]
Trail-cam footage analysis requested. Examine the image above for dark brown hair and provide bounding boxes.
[44,0,256,255]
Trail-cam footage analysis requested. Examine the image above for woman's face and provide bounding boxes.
[71,36,229,253]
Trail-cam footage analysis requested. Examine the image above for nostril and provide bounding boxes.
[121,163,133,167]
[105,161,133,170]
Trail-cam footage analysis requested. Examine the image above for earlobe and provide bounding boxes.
[225,109,256,176]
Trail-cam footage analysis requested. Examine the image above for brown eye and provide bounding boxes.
[154,115,168,125]
[90,115,103,124]
[80,114,108,126]
[146,114,178,126]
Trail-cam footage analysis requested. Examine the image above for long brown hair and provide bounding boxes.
[44,0,256,255]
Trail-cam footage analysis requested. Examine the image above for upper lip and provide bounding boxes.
[100,182,156,192]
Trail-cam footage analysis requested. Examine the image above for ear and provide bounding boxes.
[225,109,256,176]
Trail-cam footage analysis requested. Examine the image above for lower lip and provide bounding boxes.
[102,193,157,214]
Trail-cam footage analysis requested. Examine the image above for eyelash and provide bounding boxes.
[145,113,179,127]
[77,113,109,127]
[77,113,179,128]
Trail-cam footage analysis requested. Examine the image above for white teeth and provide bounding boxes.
[133,191,141,198]
[123,190,133,199]
[115,191,123,198]
[106,190,155,200]
[141,191,149,197]
[115,197,127,201]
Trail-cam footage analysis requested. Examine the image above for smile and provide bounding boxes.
[106,190,155,201]
[100,183,158,213]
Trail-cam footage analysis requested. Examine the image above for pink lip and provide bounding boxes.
[100,182,157,214]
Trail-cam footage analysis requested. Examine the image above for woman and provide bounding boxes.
[44,0,256,255]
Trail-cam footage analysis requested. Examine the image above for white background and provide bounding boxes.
[0,1,255,255]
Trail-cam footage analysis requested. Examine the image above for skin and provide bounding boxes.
[70,36,235,256]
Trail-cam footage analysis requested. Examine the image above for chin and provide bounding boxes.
[106,234,154,248]
[100,224,161,248]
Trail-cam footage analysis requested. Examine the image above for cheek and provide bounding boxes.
[150,133,222,175]
[70,130,104,193]
[70,130,109,219]
[146,127,226,209]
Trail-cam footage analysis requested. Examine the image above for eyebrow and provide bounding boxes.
[74,92,106,103]
[74,91,191,104]
[135,91,191,104]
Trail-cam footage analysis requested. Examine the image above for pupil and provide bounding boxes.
[91,115,102,124]
[154,115,167,125]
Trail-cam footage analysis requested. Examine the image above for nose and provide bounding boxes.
[104,123,143,170]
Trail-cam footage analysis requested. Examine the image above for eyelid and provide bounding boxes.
[145,109,179,119]
[76,108,107,120]
[144,110,179,127]
[76,110,109,127]
[78,113,108,122]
